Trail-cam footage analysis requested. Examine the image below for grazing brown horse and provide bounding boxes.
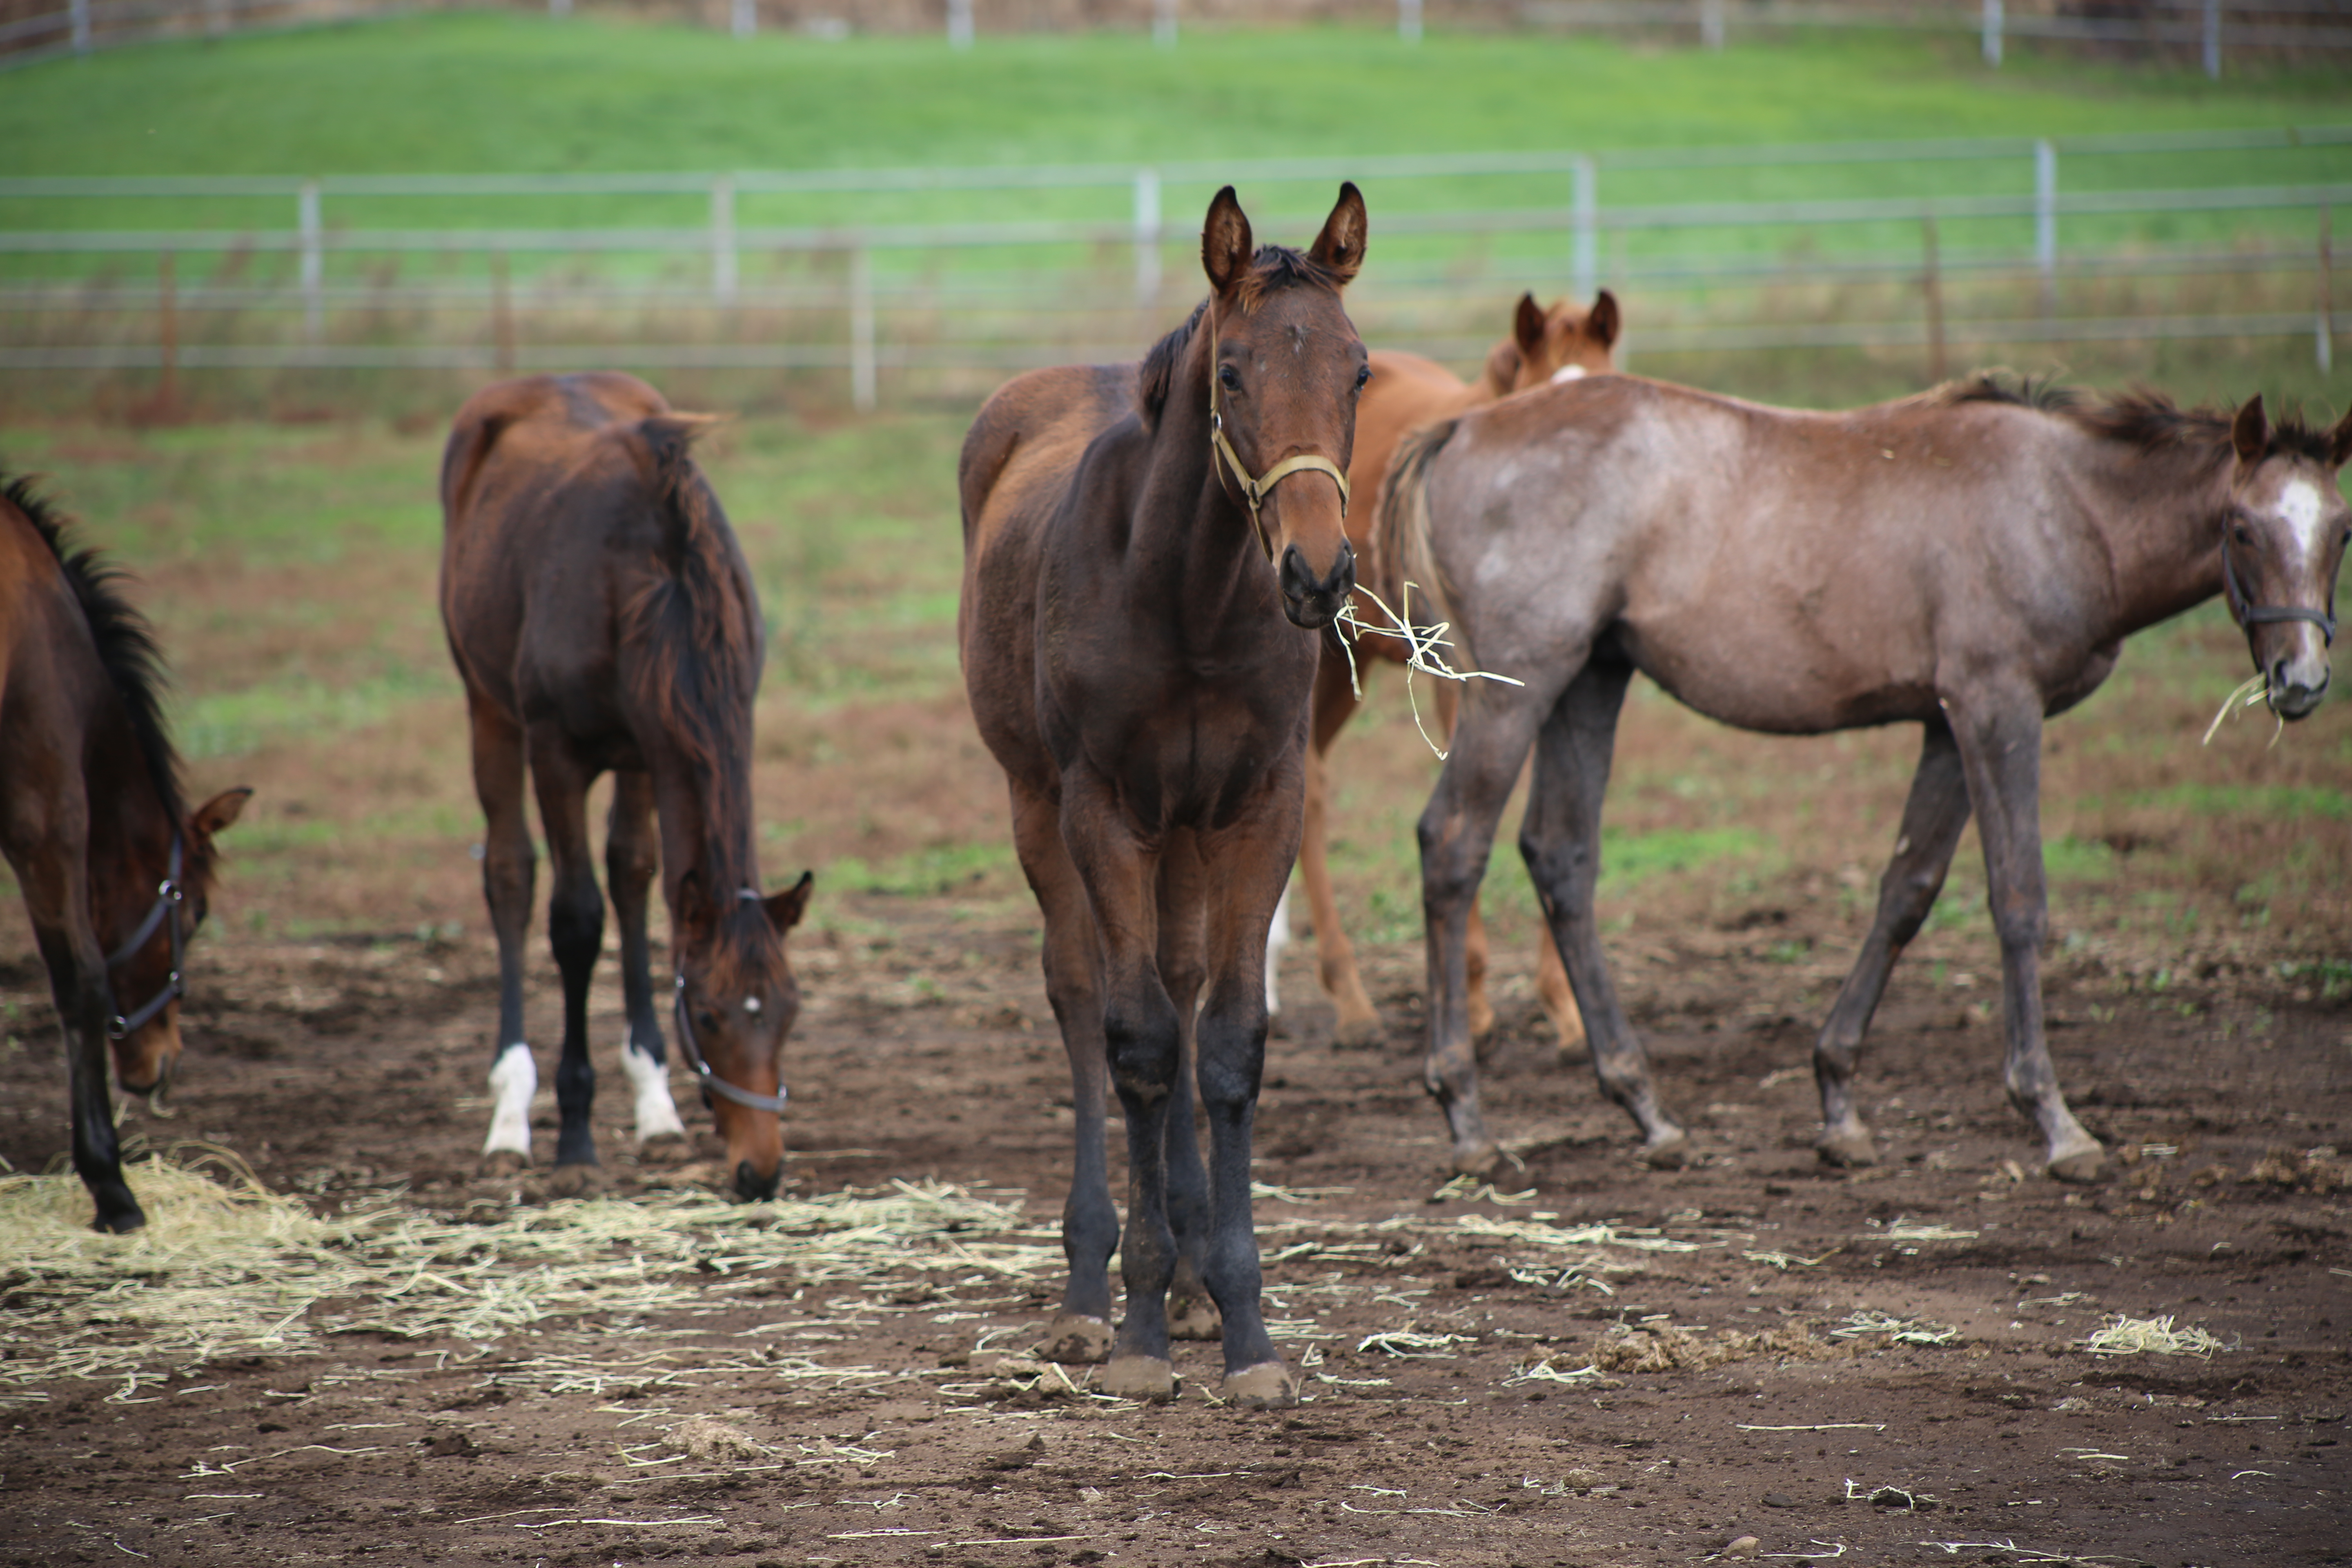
[1284,288,1619,1049]
[0,474,248,1232]
[440,374,812,1202]
[1381,375,2351,1182]
[960,185,1368,1409]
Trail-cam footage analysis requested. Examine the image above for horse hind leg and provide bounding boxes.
[528,731,606,1193]
[468,693,539,1173]
[1813,719,1971,1169]
[607,771,684,1152]
[1521,660,1687,1166]
[1298,652,1381,1045]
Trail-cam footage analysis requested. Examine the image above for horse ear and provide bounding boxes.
[1306,181,1366,287]
[763,871,814,935]
[2232,394,2270,466]
[2329,405,2352,470]
[189,787,252,847]
[1201,187,1254,296]
[1588,288,1622,351]
[1512,293,1546,360]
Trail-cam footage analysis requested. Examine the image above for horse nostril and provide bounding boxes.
[733,1159,780,1203]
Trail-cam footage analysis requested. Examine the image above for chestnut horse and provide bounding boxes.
[441,374,812,1203]
[1283,288,1619,1049]
[0,474,248,1232]
[960,185,1368,1409]
[1382,375,2350,1182]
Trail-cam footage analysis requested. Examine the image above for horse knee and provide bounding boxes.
[1519,831,1593,910]
[1105,1003,1179,1101]
[547,885,603,968]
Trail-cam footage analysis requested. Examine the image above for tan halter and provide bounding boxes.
[1206,342,1351,563]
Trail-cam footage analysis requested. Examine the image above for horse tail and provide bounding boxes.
[633,412,724,567]
[1373,416,1460,633]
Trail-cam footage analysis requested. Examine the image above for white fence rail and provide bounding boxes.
[5,130,2347,405]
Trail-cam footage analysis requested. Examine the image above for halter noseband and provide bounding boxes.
[1206,329,1351,564]
[670,887,788,1117]
[2222,530,2337,647]
[106,834,186,1041]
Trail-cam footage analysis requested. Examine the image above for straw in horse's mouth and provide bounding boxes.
[1332,581,1523,760]
[2200,673,2284,748]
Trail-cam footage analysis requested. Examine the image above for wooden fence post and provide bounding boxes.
[1133,168,1161,308]
[2034,139,2057,318]
[1154,0,1176,49]
[299,180,323,343]
[711,175,737,310]
[1398,0,1421,46]
[849,247,875,412]
[71,0,90,53]
[1981,0,2002,67]
[1572,156,1597,304]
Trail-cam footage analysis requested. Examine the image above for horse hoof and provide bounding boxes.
[1815,1129,1878,1169]
[1168,1291,1223,1342]
[480,1150,530,1178]
[1450,1141,1503,1178]
[2046,1145,2107,1185]
[1042,1313,1113,1365]
[1221,1362,1298,1410]
[1101,1355,1177,1402]
[91,1203,147,1235]
[1640,1130,1690,1169]
[547,1163,607,1198]
[1332,1015,1383,1051]
[636,1129,688,1159]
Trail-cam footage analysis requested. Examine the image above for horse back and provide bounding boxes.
[439,374,739,739]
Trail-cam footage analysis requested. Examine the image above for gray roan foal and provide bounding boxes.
[1379,374,2351,1183]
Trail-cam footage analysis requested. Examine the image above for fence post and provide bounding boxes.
[491,252,516,377]
[1981,0,2002,67]
[1922,215,1947,385]
[1699,0,1724,50]
[732,0,755,38]
[1154,0,1176,49]
[1399,0,1421,46]
[2321,205,2336,376]
[1571,155,1597,303]
[2034,138,2057,316]
[711,175,737,309]
[947,0,973,51]
[1133,168,1162,307]
[71,0,89,53]
[849,247,876,413]
[2202,0,2221,80]
[204,0,227,38]
[299,180,323,343]
[158,252,178,415]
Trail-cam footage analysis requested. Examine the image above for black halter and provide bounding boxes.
[2222,530,2337,648]
[670,888,787,1116]
[105,834,185,1041]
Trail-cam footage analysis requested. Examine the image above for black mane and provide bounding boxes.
[1947,372,2335,463]
[4,471,185,830]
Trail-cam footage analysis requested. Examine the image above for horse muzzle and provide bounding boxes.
[1280,538,1356,630]
[2268,659,2330,720]
[732,1157,782,1203]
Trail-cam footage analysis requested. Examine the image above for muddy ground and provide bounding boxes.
[2,415,2349,1567]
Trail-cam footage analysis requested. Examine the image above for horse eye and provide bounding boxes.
[1354,365,1371,390]
[2233,523,2255,545]
[697,1009,721,1033]
[1218,365,1240,392]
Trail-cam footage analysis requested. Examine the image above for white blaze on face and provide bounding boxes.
[2279,479,2328,564]
[483,1041,536,1159]
[1550,363,1589,385]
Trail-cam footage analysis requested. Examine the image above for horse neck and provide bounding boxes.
[1133,339,1277,629]
[84,717,179,948]
[2074,428,2233,635]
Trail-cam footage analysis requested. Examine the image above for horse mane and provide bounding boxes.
[1942,372,2336,463]
[616,419,776,982]
[1372,416,1463,630]
[3,471,188,837]
[1135,244,1353,430]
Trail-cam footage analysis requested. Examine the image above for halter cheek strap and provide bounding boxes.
[2222,534,2338,646]
[106,834,185,1042]
[670,886,788,1117]
[1207,337,1351,563]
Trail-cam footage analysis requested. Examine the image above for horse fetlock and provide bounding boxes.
[1221,1361,1299,1410]
[1042,1312,1113,1365]
[1639,1125,1690,1169]
[1449,1136,1503,1178]
[546,1162,608,1198]
[621,1040,688,1145]
[1100,1355,1178,1402]
[483,1042,537,1161]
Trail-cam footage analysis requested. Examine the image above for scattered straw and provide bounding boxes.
[2201,673,2283,748]
[2083,1314,2228,1358]
[1592,1321,1829,1374]
[1332,581,1523,759]
[1830,1310,1959,1347]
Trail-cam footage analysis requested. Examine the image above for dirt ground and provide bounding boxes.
[2,414,2350,1566]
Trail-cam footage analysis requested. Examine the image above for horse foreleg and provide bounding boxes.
[1010,782,1118,1368]
[607,771,683,1150]
[1521,660,1686,1165]
[1299,648,1381,1043]
[1534,928,1588,1061]
[1156,840,1222,1345]
[1195,811,1298,1408]
[529,733,605,1186]
[468,693,539,1170]
[1813,719,1971,1168]
[1417,684,1549,1176]
[1947,688,2105,1183]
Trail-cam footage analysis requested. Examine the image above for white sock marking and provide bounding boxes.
[1265,882,1292,1016]
[623,1039,688,1144]
[483,1042,536,1160]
